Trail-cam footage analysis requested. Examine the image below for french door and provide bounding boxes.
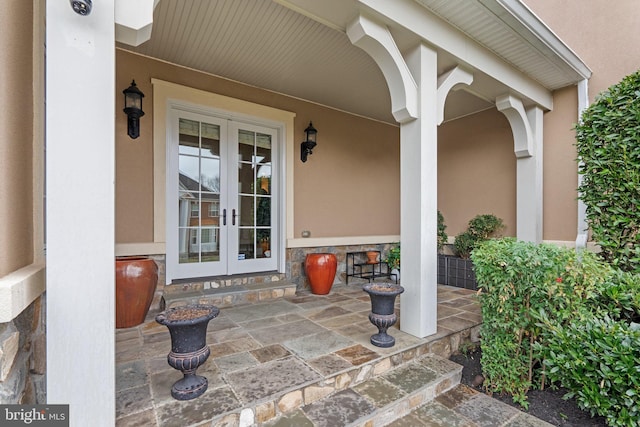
[167,108,278,280]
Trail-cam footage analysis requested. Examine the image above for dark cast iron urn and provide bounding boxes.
[156,304,219,400]
[363,283,404,348]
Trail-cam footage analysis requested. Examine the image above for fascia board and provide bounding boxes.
[358,0,554,109]
[483,0,592,80]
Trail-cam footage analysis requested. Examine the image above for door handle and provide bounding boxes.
[222,209,226,226]
[232,209,237,226]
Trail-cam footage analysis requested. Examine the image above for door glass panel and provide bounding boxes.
[200,227,219,262]
[256,196,270,226]
[236,128,273,262]
[256,133,272,163]
[200,158,220,193]
[179,228,200,263]
[178,119,200,156]
[201,123,220,157]
[238,130,254,163]
[237,163,254,194]
[238,228,254,260]
[178,118,221,264]
[239,196,254,226]
[258,229,271,258]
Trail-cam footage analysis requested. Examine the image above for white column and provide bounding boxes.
[46,2,115,425]
[520,106,544,243]
[400,44,439,338]
[496,95,543,243]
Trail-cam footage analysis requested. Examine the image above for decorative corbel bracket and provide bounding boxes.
[496,94,533,158]
[436,66,474,125]
[347,14,418,123]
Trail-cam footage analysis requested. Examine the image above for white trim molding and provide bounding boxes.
[287,235,400,248]
[116,242,166,256]
[0,264,46,323]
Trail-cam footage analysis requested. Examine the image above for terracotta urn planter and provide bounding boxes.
[115,256,158,328]
[363,282,404,348]
[156,304,219,400]
[305,253,337,295]
[366,251,379,264]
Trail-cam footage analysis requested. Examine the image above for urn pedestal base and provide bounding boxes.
[368,312,398,348]
[167,345,211,400]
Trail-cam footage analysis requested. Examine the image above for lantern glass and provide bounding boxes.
[125,92,142,110]
[305,122,317,143]
[123,80,144,113]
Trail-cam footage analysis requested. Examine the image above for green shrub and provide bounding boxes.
[575,70,640,273]
[454,214,504,258]
[538,314,640,427]
[437,210,448,252]
[473,238,640,425]
[385,244,400,270]
[472,238,611,407]
[597,269,640,323]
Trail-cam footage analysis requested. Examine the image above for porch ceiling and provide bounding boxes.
[117,0,589,125]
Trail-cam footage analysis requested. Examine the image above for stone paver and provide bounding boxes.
[303,389,376,427]
[283,330,353,359]
[155,386,241,427]
[114,284,551,427]
[225,356,321,402]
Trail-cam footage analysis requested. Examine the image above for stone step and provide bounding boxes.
[262,353,462,427]
[161,276,297,311]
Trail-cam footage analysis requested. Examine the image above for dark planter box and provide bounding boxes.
[437,254,447,284]
[438,255,478,290]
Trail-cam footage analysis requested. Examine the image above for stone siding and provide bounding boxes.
[287,243,398,291]
[0,295,46,403]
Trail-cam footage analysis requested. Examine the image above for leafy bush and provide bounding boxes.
[437,210,448,252]
[472,239,611,405]
[454,214,504,258]
[538,314,640,427]
[385,244,400,270]
[597,269,640,323]
[473,238,640,425]
[575,70,640,273]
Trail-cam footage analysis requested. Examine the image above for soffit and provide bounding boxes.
[413,0,590,89]
[117,0,588,124]
[119,0,397,123]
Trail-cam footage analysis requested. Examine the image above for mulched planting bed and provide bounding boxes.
[450,346,608,427]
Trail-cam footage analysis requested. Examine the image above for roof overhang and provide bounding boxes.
[116,0,591,124]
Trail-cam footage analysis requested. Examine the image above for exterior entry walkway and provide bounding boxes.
[115,284,551,426]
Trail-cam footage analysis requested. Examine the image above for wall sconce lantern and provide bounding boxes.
[300,121,317,162]
[123,80,145,139]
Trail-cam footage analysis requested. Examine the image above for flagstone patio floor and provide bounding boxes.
[115,283,551,426]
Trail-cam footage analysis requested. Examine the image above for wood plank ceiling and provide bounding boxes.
[117,0,586,124]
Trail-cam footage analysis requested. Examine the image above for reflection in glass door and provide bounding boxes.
[178,119,222,264]
[168,111,229,280]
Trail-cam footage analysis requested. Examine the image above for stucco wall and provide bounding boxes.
[526,0,640,241]
[526,0,640,100]
[116,49,400,243]
[0,0,34,276]
[437,108,517,238]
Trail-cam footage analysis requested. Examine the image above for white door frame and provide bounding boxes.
[165,99,286,283]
